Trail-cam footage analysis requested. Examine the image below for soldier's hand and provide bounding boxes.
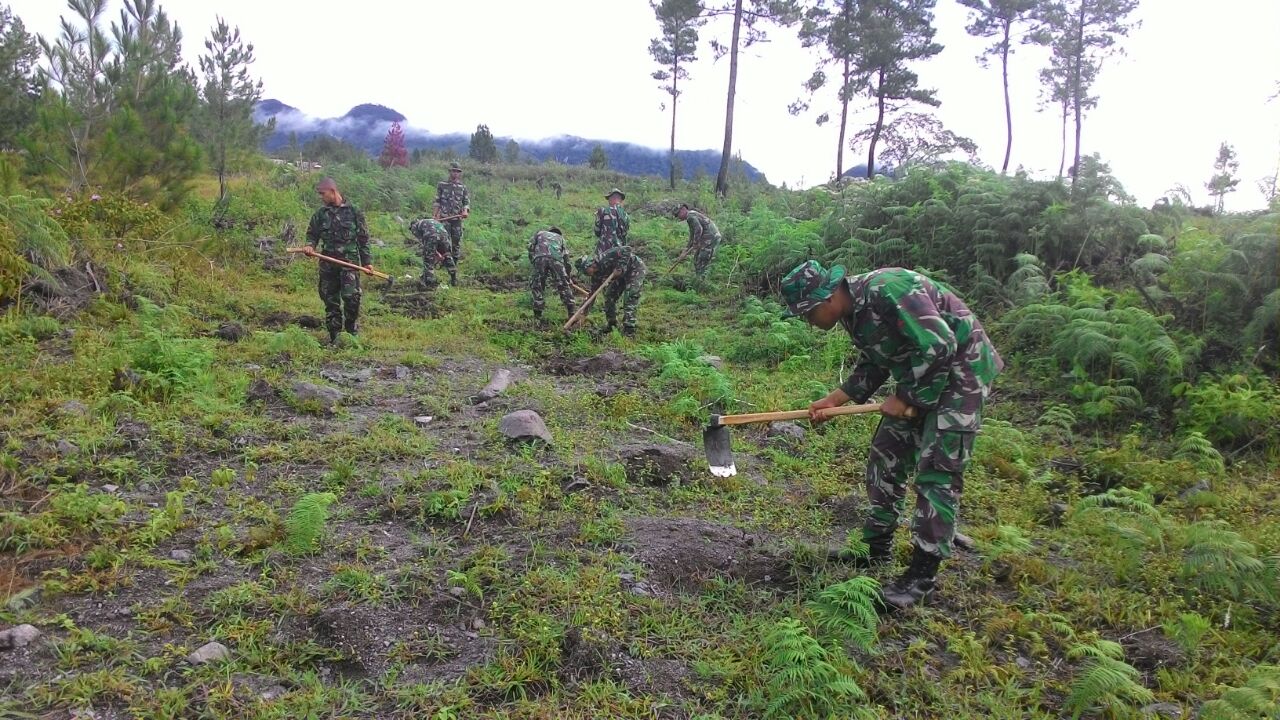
[461,209,470,219]
[302,245,316,256]
[808,397,841,424]
[363,265,374,274]
[880,395,912,418]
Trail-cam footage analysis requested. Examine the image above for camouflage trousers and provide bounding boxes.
[318,263,361,334]
[860,380,989,560]
[530,256,575,317]
[444,219,463,265]
[420,231,455,287]
[692,237,720,277]
[602,266,645,331]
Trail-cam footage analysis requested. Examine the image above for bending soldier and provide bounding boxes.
[528,226,577,325]
[410,217,456,288]
[673,203,722,278]
[576,245,646,337]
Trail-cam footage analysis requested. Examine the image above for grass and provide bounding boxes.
[0,163,1276,719]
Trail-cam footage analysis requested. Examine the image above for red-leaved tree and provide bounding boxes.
[379,121,408,168]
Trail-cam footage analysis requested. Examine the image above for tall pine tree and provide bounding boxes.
[0,5,41,152]
[468,123,497,163]
[196,16,268,201]
[957,0,1044,174]
[650,0,704,190]
[1206,142,1239,213]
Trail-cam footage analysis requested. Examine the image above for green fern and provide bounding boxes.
[1037,403,1077,441]
[1162,612,1212,657]
[807,577,881,650]
[1200,665,1280,720]
[283,492,337,555]
[1173,431,1225,474]
[1071,487,1169,575]
[1178,520,1274,602]
[1064,640,1154,719]
[761,617,874,720]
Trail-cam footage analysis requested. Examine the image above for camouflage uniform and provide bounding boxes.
[594,204,630,255]
[527,229,576,320]
[433,175,470,265]
[581,246,646,333]
[411,217,455,287]
[306,203,371,336]
[782,262,1003,561]
[682,209,721,276]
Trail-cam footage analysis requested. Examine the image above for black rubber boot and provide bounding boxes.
[880,546,942,613]
[448,270,458,285]
[328,330,339,346]
[621,326,636,337]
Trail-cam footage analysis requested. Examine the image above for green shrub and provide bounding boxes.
[1178,374,1279,449]
[282,492,337,555]
[0,315,60,344]
[761,617,874,720]
[641,340,735,421]
[1064,640,1153,719]
[1200,664,1280,720]
[807,577,880,650]
[126,299,214,400]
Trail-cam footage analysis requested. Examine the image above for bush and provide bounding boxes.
[1177,374,1279,449]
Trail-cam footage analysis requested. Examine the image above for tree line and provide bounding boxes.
[650,0,1153,197]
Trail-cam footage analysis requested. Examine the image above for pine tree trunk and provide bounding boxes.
[1000,20,1013,174]
[836,56,850,180]
[715,0,744,198]
[670,56,679,190]
[1057,98,1068,179]
[1070,0,1086,192]
[867,67,887,178]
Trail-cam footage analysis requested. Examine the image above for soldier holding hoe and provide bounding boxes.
[780,261,1003,611]
[434,161,470,272]
[303,177,371,345]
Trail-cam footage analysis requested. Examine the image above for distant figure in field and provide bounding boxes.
[303,177,371,344]
[410,217,455,288]
[527,226,577,326]
[593,188,629,255]
[673,203,722,278]
[576,245,645,337]
[550,181,563,200]
[433,161,470,270]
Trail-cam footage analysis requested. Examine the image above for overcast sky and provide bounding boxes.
[12,0,1279,210]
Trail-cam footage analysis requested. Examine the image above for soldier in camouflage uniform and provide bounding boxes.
[410,217,456,288]
[576,245,646,336]
[593,188,630,255]
[304,177,372,344]
[528,226,576,325]
[781,260,1003,611]
[673,203,722,277]
[433,162,470,269]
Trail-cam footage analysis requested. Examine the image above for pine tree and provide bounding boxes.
[588,143,609,169]
[468,123,497,163]
[196,16,268,201]
[379,120,408,168]
[0,5,41,151]
[957,0,1045,174]
[1205,141,1240,213]
[650,0,704,190]
[503,138,520,164]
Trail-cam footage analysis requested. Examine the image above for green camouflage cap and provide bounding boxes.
[449,162,462,171]
[780,260,846,317]
[671,203,689,218]
[605,188,625,200]
[575,255,596,275]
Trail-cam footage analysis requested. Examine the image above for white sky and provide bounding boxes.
[12,0,1280,210]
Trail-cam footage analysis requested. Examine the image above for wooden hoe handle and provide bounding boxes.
[711,402,916,426]
[287,247,390,280]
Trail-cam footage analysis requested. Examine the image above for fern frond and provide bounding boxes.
[1200,665,1280,720]
[808,577,881,650]
[283,492,337,555]
[1064,642,1154,719]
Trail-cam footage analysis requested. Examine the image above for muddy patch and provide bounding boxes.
[379,285,452,319]
[623,517,791,593]
[545,350,651,377]
[1121,630,1186,672]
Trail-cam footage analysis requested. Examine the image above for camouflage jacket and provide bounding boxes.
[306,203,371,266]
[837,268,1003,412]
[595,245,645,282]
[410,217,447,240]
[593,205,629,251]
[684,210,721,250]
[528,230,572,275]
[434,180,470,217]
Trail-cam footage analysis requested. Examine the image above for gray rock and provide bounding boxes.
[187,641,231,664]
[57,400,89,416]
[393,365,411,380]
[348,368,373,383]
[471,618,486,631]
[244,364,263,372]
[563,478,592,494]
[1045,501,1069,527]
[169,549,193,563]
[697,354,724,370]
[1015,656,1032,670]
[471,369,513,404]
[56,439,79,456]
[214,322,246,342]
[499,410,552,444]
[766,421,807,448]
[290,382,342,411]
[102,484,119,494]
[1179,479,1211,499]
[413,415,434,427]
[449,586,466,598]
[616,443,695,486]
[111,367,142,391]
[0,624,41,649]
[246,378,275,403]
[260,685,287,701]
[1141,702,1183,718]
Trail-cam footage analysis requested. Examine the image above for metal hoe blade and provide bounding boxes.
[702,422,737,477]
